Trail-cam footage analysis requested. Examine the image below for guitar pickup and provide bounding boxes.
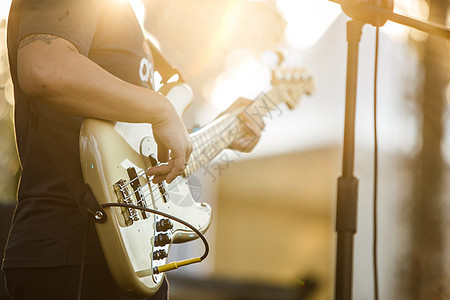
[127,167,148,219]
[148,154,169,203]
[113,179,138,226]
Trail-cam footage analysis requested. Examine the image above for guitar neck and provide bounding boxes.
[183,89,284,177]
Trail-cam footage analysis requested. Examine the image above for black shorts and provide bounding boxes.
[3,264,168,300]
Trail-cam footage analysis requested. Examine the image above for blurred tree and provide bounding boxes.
[403,0,449,299]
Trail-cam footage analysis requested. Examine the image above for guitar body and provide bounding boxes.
[79,67,314,297]
[79,84,212,297]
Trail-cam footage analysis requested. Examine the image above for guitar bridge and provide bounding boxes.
[112,166,154,226]
[148,154,169,203]
[113,179,139,226]
[127,167,149,219]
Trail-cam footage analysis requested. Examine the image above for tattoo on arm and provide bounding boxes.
[18,34,60,49]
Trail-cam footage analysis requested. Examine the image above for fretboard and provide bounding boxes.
[183,88,285,177]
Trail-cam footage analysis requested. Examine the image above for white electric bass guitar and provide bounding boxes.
[79,67,314,297]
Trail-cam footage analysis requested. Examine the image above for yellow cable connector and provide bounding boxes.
[154,257,202,274]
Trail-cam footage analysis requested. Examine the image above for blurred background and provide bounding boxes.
[0,0,449,299]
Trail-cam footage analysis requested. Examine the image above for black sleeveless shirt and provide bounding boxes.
[3,0,156,269]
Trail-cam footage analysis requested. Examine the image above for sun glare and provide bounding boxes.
[208,49,271,112]
[382,0,430,43]
[114,0,145,26]
[0,0,12,21]
[208,1,341,111]
[276,0,341,50]
[129,0,146,26]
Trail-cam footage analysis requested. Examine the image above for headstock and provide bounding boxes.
[269,54,315,110]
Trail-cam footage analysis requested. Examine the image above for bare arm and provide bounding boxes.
[17,34,191,183]
[18,34,170,123]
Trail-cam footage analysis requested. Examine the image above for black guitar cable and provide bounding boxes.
[76,201,208,300]
[100,202,210,274]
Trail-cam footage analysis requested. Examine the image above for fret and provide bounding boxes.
[184,98,273,177]
[242,92,282,128]
[184,113,239,177]
[183,73,311,178]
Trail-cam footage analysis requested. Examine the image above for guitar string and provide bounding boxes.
[122,183,164,205]
[179,83,305,175]
[117,83,306,200]
[185,78,308,169]
[120,118,262,214]
[118,125,243,207]
[117,177,193,226]
[185,83,296,159]
[118,117,238,197]
[104,81,308,228]
[118,177,166,213]
[118,167,191,207]
[120,113,236,191]
[184,106,260,175]
[118,171,168,203]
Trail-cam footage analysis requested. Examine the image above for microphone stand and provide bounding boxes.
[325,1,450,299]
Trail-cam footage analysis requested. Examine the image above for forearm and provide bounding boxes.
[16,34,192,183]
[17,36,173,124]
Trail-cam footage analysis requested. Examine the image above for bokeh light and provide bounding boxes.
[382,0,430,43]
[209,48,271,112]
[276,0,341,50]
[0,0,11,21]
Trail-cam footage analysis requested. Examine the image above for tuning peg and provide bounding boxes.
[299,72,315,95]
[272,50,285,67]
[261,50,287,69]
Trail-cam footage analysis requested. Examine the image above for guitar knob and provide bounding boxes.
[156,219,173,232]
[154,233,171,247]
[153,249,168,260]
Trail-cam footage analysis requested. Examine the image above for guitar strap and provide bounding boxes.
[29,103,107,223]
[146,38,185,86]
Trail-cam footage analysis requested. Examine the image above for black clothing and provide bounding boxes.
[2,0,162,298]
[4,265,169,300]
[3,0,155,270]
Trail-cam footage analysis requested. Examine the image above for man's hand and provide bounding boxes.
[146,105,193,184]
[222,97,265,153]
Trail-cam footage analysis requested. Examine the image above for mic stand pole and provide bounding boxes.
[327,1,450,300]
[335,18,363,300]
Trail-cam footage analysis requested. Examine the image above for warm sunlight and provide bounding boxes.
[276,0,341,50]
[0,0,12,21]
[129,0,146,26]
[382,0,430,42]
[208,0,341,112]
[114,0,146,25]
[208,49,271,112]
